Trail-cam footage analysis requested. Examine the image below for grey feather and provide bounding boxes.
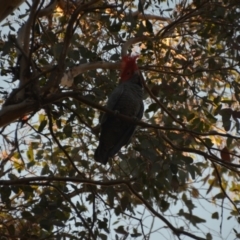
[94,73,144,164]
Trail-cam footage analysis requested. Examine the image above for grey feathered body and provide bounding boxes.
[94,73,144,164]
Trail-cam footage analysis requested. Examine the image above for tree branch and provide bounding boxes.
[43,0,102,94]
[126,183,206,240]
[212,162,240,214]
[121,36,151,56]
[160,134,240,170]
[17,0,40,100]
[49,183,95,239]
[38,0,57,17]
[0,176,136,186]
[46,107,85,177]
[0,99,37,127]
[0,0,25,22]
[61,62,120,87]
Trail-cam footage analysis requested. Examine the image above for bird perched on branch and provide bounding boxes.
[94,55,144,164]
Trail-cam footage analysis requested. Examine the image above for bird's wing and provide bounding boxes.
[106,84,124,110]
[108,97,144,156]
[100,84,124,124]
[121,101,144,148]
[137,101,144,120]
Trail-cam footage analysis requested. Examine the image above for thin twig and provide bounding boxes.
[126,183,205,240]
[212,162,240,214]
[49,183,96,239]
[45,107,85,177]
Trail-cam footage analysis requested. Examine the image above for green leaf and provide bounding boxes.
[213,192,225,199]
[56,119,62,129]
[187,113,196,121]
[178,169,188,184]
[22,211,33,219]
[138,0,144,13]
[106,187,115,208]
[40,219,52,231]
[146,103,158,113]
[99,233,108,240]
[214,104,222,115]
[79,46,91,58]
[8,173,18,180]
[68,49,80,62]
[178,209,206,226]
[227,137,233,147]
[38,119,47,132]
[2,40,14,56]
[160,199,170,212]
[109,22,121,32]
[131,233,142,238]
[110,53,120,60]
[170,164,178,174]
[182,156,193,164]
[27,144,34,162]
[164,8,173,12]
[53,220,65,227]
[204,138,213,148]
[182,193,195,211]
[187,165,196,180]
[0,186,11,202]
[41,31,57,44]
[145,20,153,33]
[114,226,128,235]
[102,44,118,51]
[63,124,72,138]
[219,108,232,131]
[9,24,16,31]
[212,212,219,219]
[206,232,213,240]
[120,195,129,211]
[98,219,108,229]
[52,43,63,60]
[203,108,217,123]
[41,164,50,175]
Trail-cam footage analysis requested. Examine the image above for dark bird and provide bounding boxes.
[94,55,144,164]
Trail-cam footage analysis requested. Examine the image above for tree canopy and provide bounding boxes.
[0,0,240,239]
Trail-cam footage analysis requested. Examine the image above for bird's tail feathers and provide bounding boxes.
[94,146,109,165]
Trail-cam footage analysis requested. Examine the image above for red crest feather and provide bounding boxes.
[120,55,139,82]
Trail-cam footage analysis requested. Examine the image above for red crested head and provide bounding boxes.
[120,55,139,82]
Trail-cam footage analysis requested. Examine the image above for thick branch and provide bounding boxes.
[43,0,101,94]
[61,62,120,87]
[0,100,37,127]
[0,0,25,22]
[22,0,40,55]
[0,176,136,186]
[17,0,40,100]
